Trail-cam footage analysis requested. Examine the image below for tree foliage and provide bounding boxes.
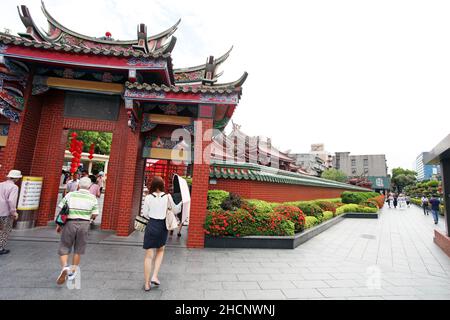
[321,168,347,183]
[67,130,112,155]
[391,167,417,192]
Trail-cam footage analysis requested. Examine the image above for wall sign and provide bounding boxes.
[17,177,43,211]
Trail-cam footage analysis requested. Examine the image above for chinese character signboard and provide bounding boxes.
[17,177,43,211]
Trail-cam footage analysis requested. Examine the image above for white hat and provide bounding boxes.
[98,171,104,176]
[79,177,92,190]
[7,170,22,179]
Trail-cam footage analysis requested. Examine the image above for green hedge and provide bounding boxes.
[207,190,229,211]
[305,216,319,229]
[323,211,334,221]
[242,199,274,214]
[336,204,378,214]
[341,191,379,204]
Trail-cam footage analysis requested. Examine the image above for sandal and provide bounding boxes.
[151,280,160,286]
[177,233,181,237]
[143,283,151,292]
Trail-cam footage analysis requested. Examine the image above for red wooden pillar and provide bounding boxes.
[187,116,213,248]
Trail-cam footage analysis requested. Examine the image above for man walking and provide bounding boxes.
[64,172,80,196]
[429,195,441,225]
[56,177,98,285]
[0,170,22,255]
[421,195,429,215]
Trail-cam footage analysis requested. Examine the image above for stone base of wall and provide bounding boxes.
[434,229,450,258]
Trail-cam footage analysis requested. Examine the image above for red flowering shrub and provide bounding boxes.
[314,201,338,213]
[273,205,306,232]
[204,209,295,237]
[370,195,385,208]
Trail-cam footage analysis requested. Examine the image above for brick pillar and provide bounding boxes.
[187,118,213,248]
[110,106,144,236]
[33,91,66,226]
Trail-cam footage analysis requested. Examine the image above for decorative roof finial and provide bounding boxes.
[105,31,112,38]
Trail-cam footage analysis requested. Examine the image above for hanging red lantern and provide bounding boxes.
[71,132,78,138]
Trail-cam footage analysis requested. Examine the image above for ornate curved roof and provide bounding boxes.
[126,71,247,94]
[17,1,179,54]
[174,47,234,84]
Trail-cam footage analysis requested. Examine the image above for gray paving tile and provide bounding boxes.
[204,290,246,300]
[292,280,331,289]
[237,274,272,281]
[222,281,261,290]
[318,288,360,298]
[258,281,296,290]
[283,288,323,299]
[244,289,286,300]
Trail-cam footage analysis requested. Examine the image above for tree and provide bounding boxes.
[321,168,348,182]
[391,167,417,192]
[67,130,113,155]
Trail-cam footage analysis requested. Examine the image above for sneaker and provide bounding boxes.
[68,269,78,281]
[57,266,71,285]
[0,249,10,255]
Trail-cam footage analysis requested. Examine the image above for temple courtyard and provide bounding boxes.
[0,205,449,300]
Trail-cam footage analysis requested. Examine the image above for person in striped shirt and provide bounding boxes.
[56,177,99,285]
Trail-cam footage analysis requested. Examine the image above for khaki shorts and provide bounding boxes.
[58,220,90,256]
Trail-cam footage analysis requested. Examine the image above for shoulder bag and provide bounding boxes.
[55,203,70,227]
[134,215,149,232]
[166,195,179,231]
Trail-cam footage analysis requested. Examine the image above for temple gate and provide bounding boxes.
[0,3,247,248]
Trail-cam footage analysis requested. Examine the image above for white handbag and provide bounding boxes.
[165,196,179,231]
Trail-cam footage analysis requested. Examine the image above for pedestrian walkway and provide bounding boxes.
[0,204,449,300]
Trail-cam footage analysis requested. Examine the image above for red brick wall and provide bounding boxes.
[210,179,350,202]
[187,118,213,248]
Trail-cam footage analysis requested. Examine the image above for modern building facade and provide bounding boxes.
[334,152,388,177]
[416,152,441,181]
[333,152,390,191]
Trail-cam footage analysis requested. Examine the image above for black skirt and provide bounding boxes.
[143,218,168,249]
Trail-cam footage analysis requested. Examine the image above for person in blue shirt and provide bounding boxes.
[428,195,441,225]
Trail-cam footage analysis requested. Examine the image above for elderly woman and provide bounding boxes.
[142,176,181,291]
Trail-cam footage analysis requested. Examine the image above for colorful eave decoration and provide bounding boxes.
[0,1,248,130]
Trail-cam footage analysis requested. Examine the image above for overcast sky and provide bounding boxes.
[2,0,449,173]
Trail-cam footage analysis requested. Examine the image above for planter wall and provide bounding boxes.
[205,212,379,249]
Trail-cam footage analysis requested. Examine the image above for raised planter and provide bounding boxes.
[344,212,379,219]
[205,212,378,249]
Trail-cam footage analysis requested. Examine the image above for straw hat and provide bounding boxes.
[7,170,22,179]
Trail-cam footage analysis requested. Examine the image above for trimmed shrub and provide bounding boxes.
[295,202,323,222]
[323,211,334,221]
[341,191,379,204]
[273,205,306,232]
[207,190,229,211]
[305,216,319,229]
[336,204,378,214]
[368,195,385,208]
[221,193,242,211]
[204,209,295,237]
[242,199,274,214]
[314,201,338,213]
[360,199,378,209]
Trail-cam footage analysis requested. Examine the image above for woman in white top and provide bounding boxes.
[141,176,181,291]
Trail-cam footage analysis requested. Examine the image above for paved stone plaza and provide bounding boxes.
[1,205,449,300]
